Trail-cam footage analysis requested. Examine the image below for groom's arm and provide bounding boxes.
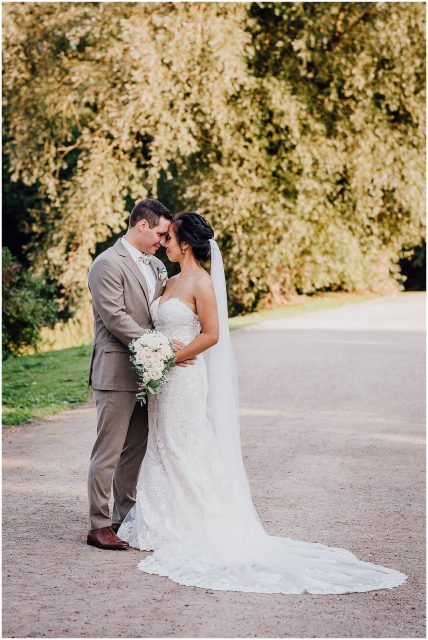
[88,258,146,347]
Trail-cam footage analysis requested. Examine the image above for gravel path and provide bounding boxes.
[3,293,425,638]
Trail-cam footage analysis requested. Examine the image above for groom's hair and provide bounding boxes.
[129,199,172,228]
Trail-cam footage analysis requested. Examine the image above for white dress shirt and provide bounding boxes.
[121,236,156,301]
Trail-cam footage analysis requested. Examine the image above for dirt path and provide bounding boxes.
[3,293,425,638]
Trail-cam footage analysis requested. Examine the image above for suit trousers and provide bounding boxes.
[88,389,148,530]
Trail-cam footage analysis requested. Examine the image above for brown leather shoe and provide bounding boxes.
[87,526,129,550]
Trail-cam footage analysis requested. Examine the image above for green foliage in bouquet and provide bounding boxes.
[3,2,425,322]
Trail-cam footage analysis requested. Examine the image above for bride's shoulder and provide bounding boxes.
[193,269,215,296]
[194,267,211,284]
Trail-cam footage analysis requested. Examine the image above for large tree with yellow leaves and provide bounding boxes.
[3,2,425,324]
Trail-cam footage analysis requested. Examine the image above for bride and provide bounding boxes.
[118,212,407,594]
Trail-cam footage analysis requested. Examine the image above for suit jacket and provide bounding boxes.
[88,238,166,391]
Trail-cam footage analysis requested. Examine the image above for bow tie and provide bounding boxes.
[137,253,152,265]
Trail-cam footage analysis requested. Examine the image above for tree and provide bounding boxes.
[3,2,425,323]
[241,2,426,296]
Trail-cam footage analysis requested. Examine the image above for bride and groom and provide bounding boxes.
[87,198,406,594]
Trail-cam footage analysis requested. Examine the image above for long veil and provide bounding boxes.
[204,239,264,532]
[136,239,407,594]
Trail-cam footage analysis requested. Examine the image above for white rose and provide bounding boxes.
[139,333,157,348]
[158,343,171,358]
[135,345,147,364]
[151,333,164,347]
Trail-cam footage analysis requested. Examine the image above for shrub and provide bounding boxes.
[2,248,60,358]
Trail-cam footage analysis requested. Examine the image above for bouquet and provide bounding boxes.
[129,331,176,404]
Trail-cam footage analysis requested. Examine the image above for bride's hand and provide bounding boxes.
[171,339,184,352]
[176,357,197,367]
[171,339,197,367]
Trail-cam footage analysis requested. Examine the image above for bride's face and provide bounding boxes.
[165,225,185,262]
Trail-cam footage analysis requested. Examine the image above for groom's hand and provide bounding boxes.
[171,339,197,367]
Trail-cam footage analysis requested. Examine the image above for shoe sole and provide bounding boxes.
[87,538,129,550]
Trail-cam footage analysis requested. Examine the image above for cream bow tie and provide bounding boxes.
[137,254,152,265]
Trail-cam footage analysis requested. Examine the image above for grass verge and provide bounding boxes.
[3,292,376,427]
[2,345,92,427]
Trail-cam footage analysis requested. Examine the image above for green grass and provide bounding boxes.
[2,344,92,426]
[2,292,376,427]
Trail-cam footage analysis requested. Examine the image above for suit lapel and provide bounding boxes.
[114,239,150,305]
[151,262,163,300]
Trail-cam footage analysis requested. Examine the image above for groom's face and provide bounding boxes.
[139,216,171,254]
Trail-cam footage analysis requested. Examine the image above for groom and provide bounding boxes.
[87,198,190,550]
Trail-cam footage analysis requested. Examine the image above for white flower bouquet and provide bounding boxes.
[129,331,176,404]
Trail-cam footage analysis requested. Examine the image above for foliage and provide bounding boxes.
[3,2,425,322]
[197,1,426,307]
[2,247,60,358]
[399,242,426,291]
[2,344,92,425]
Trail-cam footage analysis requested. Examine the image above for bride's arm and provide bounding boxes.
[174,279,219,364]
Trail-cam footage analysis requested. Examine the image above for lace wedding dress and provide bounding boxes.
[118,292,406,595]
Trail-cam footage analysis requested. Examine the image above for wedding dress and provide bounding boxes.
[118,242,406,595]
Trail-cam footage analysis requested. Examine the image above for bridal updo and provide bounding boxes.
[172,212,214,262]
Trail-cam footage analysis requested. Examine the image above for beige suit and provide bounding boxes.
[87,238,166,530]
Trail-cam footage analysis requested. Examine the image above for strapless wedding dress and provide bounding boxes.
[118,297,406,594]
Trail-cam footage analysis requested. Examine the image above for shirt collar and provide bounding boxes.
[121,236,146,263]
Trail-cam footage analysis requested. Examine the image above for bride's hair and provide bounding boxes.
[173,212,214,261]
